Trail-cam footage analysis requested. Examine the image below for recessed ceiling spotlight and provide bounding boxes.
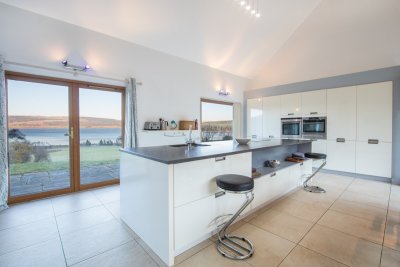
[255,13,261,18]
[251,9,256,14]
[240,1,246,6]
[246,5,251,10]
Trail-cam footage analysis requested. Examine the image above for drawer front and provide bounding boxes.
[326,140,356,173]
[356,141,392,178]
[174,152,251,207]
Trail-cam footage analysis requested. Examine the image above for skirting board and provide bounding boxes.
[318,168,391,183]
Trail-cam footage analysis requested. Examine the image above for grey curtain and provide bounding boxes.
[0,57,8,211]
[124,78,138,149]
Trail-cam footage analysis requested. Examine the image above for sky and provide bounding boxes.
[7,80,122,120]
[201,102,233,122]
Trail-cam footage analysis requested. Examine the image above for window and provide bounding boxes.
[201,99,233,142]
[6,72,124,203]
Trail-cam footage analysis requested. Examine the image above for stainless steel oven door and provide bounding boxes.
[302,117,326,139]
[281,118,302,138]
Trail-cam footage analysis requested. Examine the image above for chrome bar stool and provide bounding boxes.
[303,152,327,193]
[215,174,255,260]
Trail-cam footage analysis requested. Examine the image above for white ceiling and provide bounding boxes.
[0,0,321,79]
[1,0,399,89]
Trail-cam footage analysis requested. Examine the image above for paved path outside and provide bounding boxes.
[10,163,119,197]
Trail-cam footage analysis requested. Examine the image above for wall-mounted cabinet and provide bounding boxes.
[356,82,392,143]
[262,96,281,138]
[280,93,301,117]
[327,86,357,141]
[247,98,263,139]
[301,90,327,116]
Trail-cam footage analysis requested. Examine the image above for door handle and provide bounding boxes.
[310,112,318,115]
[368,139,379,144]
[336,138,345,143]
[287,113,294,116]
[68,127,74,140]
[215,191,225,198]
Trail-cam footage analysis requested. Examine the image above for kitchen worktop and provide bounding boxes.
[121,139,313,164]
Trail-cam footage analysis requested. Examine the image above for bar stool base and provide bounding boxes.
[304,185,326,193]
[217,235,254,260]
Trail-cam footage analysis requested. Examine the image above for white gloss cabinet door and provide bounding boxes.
[262,96,281,138]
[356,141,392,178]
[312,140,327,154]
[247,98,263,139]
[280,93,301,117]
[174,153,251,207]
[301,90,327,116]
[327,86,357,141]
[174,195,216,253]
[326,140,356,173]
[356,81,392,142]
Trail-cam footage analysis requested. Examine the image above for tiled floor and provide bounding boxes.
[0,173,400,266]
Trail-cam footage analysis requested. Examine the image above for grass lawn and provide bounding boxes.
[10,145,120,175]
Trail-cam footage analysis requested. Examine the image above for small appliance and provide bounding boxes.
[144,121,161,130]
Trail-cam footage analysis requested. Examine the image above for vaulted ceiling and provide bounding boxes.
[1,0,399,89]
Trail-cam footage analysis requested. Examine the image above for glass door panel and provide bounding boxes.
[78,88,122,185]
[7,80,71,197]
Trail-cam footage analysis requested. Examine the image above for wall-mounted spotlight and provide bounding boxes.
[218,88,230,96]
[62,60,91,72]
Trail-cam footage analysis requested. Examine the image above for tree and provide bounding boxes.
[8,129,26,140]
[85,140,92,146]
[9,141,32,163]
[33,146,50,162]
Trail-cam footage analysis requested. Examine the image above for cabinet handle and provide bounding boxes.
[287,113,294,116]
[251,135,257,139]
[270,172,277,177]
[368,139,379,144]
[310,112,318,115]
[215,191,225,198]
[215,156,226,162]
[336,138,345,143]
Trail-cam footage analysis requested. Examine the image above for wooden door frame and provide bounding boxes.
[5,71,125,203]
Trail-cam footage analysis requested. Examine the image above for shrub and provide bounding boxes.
[33,146,50,162]
[9,141,33,164]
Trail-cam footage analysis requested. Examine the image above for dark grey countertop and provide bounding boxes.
[121,139,313,164]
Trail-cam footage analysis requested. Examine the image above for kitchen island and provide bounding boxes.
[120,139,313,266]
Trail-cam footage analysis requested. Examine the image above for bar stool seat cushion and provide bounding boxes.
[305,152,327,160]
[216,174,254,192]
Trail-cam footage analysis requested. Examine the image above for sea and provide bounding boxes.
[11,128,121,146]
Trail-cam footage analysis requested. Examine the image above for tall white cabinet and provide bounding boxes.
[355,82,392,178]
[262,96,281,138]
[301,90,327,116]
[326,86,357,173]
[247,98,263,139]
[281,93,301,117]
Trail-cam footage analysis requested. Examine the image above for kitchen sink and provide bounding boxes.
[169,143,211,148]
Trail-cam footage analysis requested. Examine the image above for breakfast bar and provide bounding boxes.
[120,139,313,266]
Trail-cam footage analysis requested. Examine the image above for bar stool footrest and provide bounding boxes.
[304,185,326,193]
[217,235,254,260]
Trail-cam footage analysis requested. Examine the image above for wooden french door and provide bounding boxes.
[5,72,125,203]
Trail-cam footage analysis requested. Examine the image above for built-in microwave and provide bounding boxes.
[302,117,327,139]
[281,118,302,138]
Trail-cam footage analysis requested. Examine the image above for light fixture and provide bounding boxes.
[61,60,91,72]
[218,88,230,96]
[236,0,261,18]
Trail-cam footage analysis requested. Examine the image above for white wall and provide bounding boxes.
[0,4,248,145]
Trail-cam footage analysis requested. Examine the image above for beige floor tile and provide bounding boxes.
[249,209,313,243]
[92,186,120,204]
[61,219,132,265]
[330,199,387,222]
[0,199,54,230]
[104,200,120,220]
[0,238,65,267]
[175,239,214,265]
[56,206,114,236]
[300,225,382,267]
[230,223,295,267]
[287,189,338,206]
[312,173,354,190]
[72,241,157,267]
[389,199,400,213]
[175,244,251,267]
[339,191,388,209]
[381,246,400,267]
[0,217,58,255]
[384,215,400,251]
[270,196,330,222]
[391,185,400,202]
[346,179,390,200]
[52,191,101,216]
[318,210,385,244]
[279,245,347,267]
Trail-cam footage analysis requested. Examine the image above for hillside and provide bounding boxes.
[8,116,121,129]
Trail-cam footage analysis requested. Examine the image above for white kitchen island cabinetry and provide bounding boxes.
[120,140,312,266]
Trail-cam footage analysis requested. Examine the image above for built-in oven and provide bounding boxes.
[302,117,327,139]
[281,118,302,138]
